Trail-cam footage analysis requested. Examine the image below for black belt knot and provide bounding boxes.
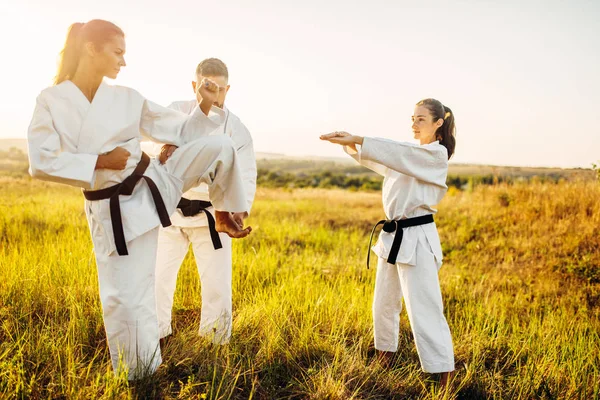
[176,198,223,250]
[83,152,172,256]
[367,214,434,269]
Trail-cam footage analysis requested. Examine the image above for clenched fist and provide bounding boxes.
[197,78,220,115]
[95,146,130,170]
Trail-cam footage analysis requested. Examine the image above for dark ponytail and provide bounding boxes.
[54,20,125,85]
[416,98,456,159]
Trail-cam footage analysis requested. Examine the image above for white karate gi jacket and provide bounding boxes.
[143,100,256,228]
[345,138,447,267]
[27,80,225,257]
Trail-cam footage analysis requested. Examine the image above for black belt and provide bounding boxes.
[367,214,434,269]
[176,198,223,250]
[83,152,172,256]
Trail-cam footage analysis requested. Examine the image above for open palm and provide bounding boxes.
[320,131,360,151]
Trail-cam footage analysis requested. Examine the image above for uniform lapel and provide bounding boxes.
[208,105,229,136]
[55,81,91,149]
[76,81,115,153]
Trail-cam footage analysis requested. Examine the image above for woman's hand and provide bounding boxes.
[320,131,363,152]
[95,146,130,170]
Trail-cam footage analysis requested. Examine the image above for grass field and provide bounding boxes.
[1,176,599,399]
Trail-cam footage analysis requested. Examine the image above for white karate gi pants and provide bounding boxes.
[372,239,455,373]
[96,227,162,380]
[93,135,245,380]
[155,226,232,344]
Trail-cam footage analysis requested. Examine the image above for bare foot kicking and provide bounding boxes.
[215,210,252,238]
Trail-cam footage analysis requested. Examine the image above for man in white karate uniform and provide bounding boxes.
[154,58,256,344]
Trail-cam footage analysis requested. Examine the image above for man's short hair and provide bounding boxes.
[196,58,228,80]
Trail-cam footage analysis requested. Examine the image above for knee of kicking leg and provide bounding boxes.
[204,135,235,156]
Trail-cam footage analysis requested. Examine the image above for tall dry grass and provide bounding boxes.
[0,177,599,399]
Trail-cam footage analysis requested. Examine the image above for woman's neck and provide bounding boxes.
[420,136,437,145]
[70,60,103,102]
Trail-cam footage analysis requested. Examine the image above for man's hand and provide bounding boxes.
[197,78,220,115]
[319,131,363,152]
[159,144,178,164]
[231,212,248,229]
[95,146,130,170]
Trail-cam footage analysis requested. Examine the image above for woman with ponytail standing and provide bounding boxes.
[320,99,456,386]
[27,20,251,379]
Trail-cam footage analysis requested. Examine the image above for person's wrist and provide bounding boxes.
[199,99,212,115]
[95,154,105,169]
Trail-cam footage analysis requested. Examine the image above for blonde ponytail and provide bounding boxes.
[54,22,84,85]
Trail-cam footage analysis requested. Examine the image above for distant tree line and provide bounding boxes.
[0,148,29,177]
[257,169,383,190]
[0,147,587,190]
[0,147,28,162]
[257,169,570,191]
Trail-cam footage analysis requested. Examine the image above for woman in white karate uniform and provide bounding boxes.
[320,98,456,386]
[27,19,251,380]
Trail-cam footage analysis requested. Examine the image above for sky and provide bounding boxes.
[0,0,598,168]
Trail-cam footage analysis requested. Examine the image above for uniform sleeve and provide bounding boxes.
[359,137,448,187]
[139,101,188,156]
[27,92,98,189]
[231,120,257,213]
[139,99,225,146]
[166,101,183,112]
[343,144,389,177]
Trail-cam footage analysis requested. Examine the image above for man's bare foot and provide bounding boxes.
[375,350,395,367]
[215,210,252,238]
[439,370,454,390]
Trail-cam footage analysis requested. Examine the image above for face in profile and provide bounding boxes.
[87,34,127,79]
[192,74,230,108]
[412,105,443,143]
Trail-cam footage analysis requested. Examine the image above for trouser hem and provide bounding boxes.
[374,343,398,352]
[159,325,172,339]
[421,361,455,373]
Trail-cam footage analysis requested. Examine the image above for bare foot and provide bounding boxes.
[215,211,252,238]
[439,370,454,390]
[375,350,395,367]
[159,335,170,352]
